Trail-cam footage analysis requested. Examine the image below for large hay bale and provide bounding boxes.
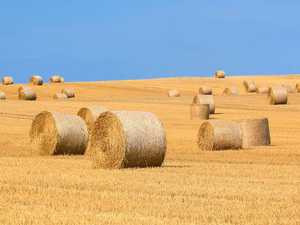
[268,87,287,105]
[296,83,300,93]
[18,89,37,100]
[256,87,269,94]
[61,89,75,98]
[30,111,88,155]
[237,118,271,147]
[18,86,32,93]
[282,85,295,93]
[199,86,212,95]
[0,91,6,100]
[190,103,210,120]
[244,81,258,93]
[215,71,225,78]
[60,77,65,83]
[197,120,243,151]
[50,76,61,83]
[223,88,239,95]
[29,76,43,85]
[90,111,166,169]
[2,77,14,85]
[53,93,68,99]
[167,89,180,97]
[192,95,215,114]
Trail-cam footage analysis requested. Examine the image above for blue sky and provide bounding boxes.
[0,1,299,83]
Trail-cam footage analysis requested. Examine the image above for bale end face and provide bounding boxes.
[0,91,6,100]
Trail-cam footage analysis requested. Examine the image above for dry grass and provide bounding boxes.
[0,75,299,224]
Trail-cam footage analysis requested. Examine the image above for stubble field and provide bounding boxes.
[0,75,299,224]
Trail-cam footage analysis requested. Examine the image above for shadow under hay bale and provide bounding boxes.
[30,111,88,155]
[2,77,14,85]
[61,89,75,98]
[215,71,225,78]
[18,89,36,100]
[223,88,239,95]
[18,87,32,93]
[282,85,295,93]
[0,91,6,100]
[53,93,68,99]
[168,89,180,97]
[50,76,61,83]
[29,76,43,85]
[199,86,212,95]
[193,95,215,114]
[190,103,210,120]
[237,118,271,147]
[268,87,287,105]
[90,111,166,169]
[256,87,269,94]
[197,120,243,151]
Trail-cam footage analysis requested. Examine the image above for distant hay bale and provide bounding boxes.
[296,83,300,93]
[192,95,215,114]
[2,77,14,85]
[90,111,166,169]
[223,88,239,95]
[30,111,88,155]
[199,86,212,95]
[244,80,258,93]
[268,87,287,105]
[50,76,61,83]
[168,89,180,97]
[190,103,210,120]
[61,89,75,98]
[256,87,269,94]
[60,77,65,83]
[237,118,271,147]
[18,89,36,100]
[282,85,295,93]
[53,93,68,99]
[197,120,243,151]
[18,86,32,93]
[243,80,255,87]
[29,76,43,85]
[215,71,225,78]
[0,91,6,100]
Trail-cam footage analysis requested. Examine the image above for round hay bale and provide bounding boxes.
[18,89,36,100]
[237,118,271,147]
[30,111,89,155]
[215,71,225,78]
[223,88,239,95]
[256,87,269,94]
[296,83,300,93]
[61,89,75,98]
[18,86,32,93]
[50,76,61,83]
[53,93,68,99]
[60,77,65,83]
[29,76,43,85]
[199,86,212,95]
[90,111,166,169]
[2,77,14,85]
[268,87,287,105]
[244,82,258,93]
[282,85,295,93]
[193,95,215,114]
[243,80,255,87]
[0,91,6,100]
[197,120,243,151]
[167,89,180,97]
[190,103,210,120]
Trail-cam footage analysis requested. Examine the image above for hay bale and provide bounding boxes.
[190,103,210,120]
[256,87,269,94]
[268,87,287,105]
[237,118,271,147]
[215,71,225,78]
[197,120,242,151]
[168,89,180,97]
[90,111,166,169]
[2,77,14,85]
[29,76,43,85]
[296,83,300,93]
[282,85,295,93]
[50,76,61,83]
[18,89,36,100]
[61,89,75,98]
[243,80,255,87]
[192,95,215,114]
[223,88,239,95]
[30,111,88,155]
[0,91,6,100]
[60,77,65,83]
[244,81,258,93]
[53,93,68,99]
[199,86,212,95]
[18,86,32,93]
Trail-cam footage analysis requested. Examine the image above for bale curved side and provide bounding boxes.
[53,93,68,99]
[282,85,295,93]
[50,76,61,83]
[197,120,242,151]
[245,82,258,93]
[199,86,212,95]
[223,88,239,95]
[268,87,287,105]
[0,91,6,100]
[18,90,37,100]
[296,83,300,93]
[192,95,215,114]
[60,77,65,83]
[168,89,180,97]
[61,89,75,98]
[190,104,210,120]
[29,76,43,85]
[215,71,225,78]
[2,77,14,85]
[18,87,32,93]
[30,111,88,155]
[90,111,167,169]
[256,87,269,94]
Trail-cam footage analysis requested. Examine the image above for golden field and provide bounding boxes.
[0,75,299,224]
